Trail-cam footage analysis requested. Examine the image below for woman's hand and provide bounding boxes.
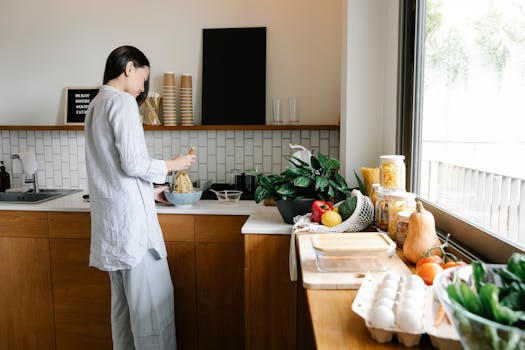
[166,153,196,173]
[153,184,170,204]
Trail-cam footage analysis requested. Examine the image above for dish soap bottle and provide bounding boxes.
[0,161,11,192]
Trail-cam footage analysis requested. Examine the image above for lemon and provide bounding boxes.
[333,206,339,213]
[321,210,343,227]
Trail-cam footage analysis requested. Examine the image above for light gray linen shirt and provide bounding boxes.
[85,85,168,271]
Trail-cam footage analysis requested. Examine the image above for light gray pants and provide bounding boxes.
[108,249,176,350]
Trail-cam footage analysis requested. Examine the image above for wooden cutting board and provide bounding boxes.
[296,232,412,290]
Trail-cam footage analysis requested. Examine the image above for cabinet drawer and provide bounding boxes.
[159,214,194,242]
[195,215,248,243]
[49,212,91,239]
[0,211,48,238]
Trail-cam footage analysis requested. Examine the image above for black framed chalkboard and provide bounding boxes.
[64,87,99,124]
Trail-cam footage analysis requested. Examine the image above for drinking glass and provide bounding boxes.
[289,98,298,123]
[272,99,281,124]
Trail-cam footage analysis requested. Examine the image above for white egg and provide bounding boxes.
[383,272,401,284]
[369,305,395,329]
[407,274,425,288]
[377,287,397,300]
[400,290,425,307]
[381,279,398,291]
[396,308,422,332]
[375,297,395,309]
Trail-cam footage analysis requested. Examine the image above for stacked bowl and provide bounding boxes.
[162,72,177,126]
[179,74,194,126]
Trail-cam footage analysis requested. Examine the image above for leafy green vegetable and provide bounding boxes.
[447,282,483,315]
[507,253,525,281]
[338,196,357,221]
[479,284,525,326]
[447,253,525,330]
[472,260,487,291]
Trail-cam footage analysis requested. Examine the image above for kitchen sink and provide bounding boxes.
[0,189,81,203]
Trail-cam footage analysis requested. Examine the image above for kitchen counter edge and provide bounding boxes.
[0,191,292,234]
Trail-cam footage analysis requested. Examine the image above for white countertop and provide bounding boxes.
[0,190,292,233]
[241,205,292,234]
[0,191,258,215]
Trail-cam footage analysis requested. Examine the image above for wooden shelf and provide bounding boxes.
[0,125,339,131]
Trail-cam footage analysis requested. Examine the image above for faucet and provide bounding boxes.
[11,153,39,193]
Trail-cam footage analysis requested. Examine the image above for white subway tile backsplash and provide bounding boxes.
[0,129,338,189]
[320,139,329,155]
[226,139,235,155]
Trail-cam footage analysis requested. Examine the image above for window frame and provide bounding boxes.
[398,0,525,263]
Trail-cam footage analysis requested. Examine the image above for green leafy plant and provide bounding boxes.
[254,151,349,204]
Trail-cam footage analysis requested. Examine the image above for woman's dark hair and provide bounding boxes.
[103,46,150,105]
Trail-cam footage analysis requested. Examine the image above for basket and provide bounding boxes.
[292,189,375,233]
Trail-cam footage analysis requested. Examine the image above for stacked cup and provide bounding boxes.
[179,74,194,126]
[162,72,177,126]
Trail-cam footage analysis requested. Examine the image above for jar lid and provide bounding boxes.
[380,155,405,160]
[390,190,416,200]
[397,210,413,222]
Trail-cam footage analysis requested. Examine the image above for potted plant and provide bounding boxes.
[254,151,349,224]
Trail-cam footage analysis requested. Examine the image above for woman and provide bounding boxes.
[84,45,194,349]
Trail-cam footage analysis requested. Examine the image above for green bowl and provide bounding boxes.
[434,264,525,350]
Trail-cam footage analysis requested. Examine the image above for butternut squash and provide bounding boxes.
[403,201,441,264]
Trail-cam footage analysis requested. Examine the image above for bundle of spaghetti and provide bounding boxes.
[174,172,193,192]
[361,167,380,196]
[173,146,196,193]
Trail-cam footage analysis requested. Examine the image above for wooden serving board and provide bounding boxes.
[297,233,412,290]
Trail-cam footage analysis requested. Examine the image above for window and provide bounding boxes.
[402,0,525,262]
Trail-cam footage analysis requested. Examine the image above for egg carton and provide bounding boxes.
[352,272,461,349]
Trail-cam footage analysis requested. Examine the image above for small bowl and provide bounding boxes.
[434,264,525,350]
[212,190,242,202]
[164,189,202,207]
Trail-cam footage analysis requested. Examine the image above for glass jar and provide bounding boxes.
[379,155,406,191]
[396,210,412,249]
[387,191,416,241]
[375,190,391,232]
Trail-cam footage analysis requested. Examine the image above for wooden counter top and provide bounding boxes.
[306,289,434,349]
[303,246,436,349]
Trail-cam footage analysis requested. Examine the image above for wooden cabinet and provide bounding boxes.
[0,236,55,350]
[0,211,55,350]
[244,234,315,350]
[159,214,197,350]
[50,239,112,350]
[0,210,249,350]
[195,215,246,350]
[48,212,112,350]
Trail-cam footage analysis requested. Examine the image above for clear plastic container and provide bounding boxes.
[379,155,406,191]
[375,190,392,232]
[311,233,396,272]
[396,210,412,249]
[387,191,416,241]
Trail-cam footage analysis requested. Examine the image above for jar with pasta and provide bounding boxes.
[387,191,416,241]
[379,155,406,191]
[375,190,391,232]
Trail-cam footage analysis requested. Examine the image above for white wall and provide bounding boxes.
[341,0,399,187]
[0,0,342,125]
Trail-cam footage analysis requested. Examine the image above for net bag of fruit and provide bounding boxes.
[292,189,375,233]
